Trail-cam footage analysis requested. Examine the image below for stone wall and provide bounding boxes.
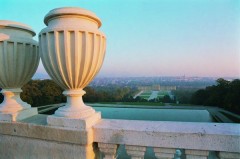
[0,114,239,159]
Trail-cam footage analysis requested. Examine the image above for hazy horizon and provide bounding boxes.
[33,72,239,80]
[2,0,240,78]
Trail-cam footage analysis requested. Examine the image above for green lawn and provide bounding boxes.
[157,95,165,98]
[140,95,151,97]
[140,91,152,96]
[138,91,151,100]
[140,93,152,96]
[139,96,150,100]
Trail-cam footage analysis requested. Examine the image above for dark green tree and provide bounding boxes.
[21,80,66,107]
[0,88,3,103]
[191,89,207,105]
[191,78,240,114]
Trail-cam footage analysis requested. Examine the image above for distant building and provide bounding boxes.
[138,85,176,91]
[160,85,177,91]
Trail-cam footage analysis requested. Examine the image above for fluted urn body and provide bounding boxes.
[0,21,39,118]
[39,7,106,118]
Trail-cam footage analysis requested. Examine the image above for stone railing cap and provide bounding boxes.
[44,7,102,28]
[0,20,36,36]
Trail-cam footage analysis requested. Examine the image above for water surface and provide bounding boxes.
[92,105,213,122]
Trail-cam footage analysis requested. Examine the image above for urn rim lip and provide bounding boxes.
[0,20,36,36]
[44,7,102,28]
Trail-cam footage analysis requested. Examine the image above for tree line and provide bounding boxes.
[0,80,141,106]
[191,78,240,114]
[0,78,239,114]
[0,80,65,107]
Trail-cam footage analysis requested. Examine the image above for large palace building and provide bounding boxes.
[138,85,177,91]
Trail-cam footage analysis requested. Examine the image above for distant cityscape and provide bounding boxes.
[33,74,238,89]
[89,76,221,88]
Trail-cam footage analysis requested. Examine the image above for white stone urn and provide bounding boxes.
[0,20,39,121]
[39,7,106,123]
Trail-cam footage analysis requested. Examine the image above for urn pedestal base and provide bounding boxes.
[47,89,102,129]
[47,112,101,130]
[0,107,38,122]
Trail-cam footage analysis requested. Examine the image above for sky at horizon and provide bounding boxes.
[1,0,240,78]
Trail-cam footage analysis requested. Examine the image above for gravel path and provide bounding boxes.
[133,90,143,99]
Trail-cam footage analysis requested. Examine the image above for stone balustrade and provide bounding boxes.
[0,114,239,159]
[94,119,240,159]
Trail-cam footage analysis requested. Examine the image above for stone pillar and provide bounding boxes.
[185,150,209,159]
[98,143,118,159]
[0,20,40,121]
[125,145,146,159]
[153,147,176,159]
[218,152,240,159]
[39,7,106,159]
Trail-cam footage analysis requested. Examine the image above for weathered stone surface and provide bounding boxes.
[185,150,209,159]
[155,153,174,159]
[98,143,118,159]
[185,150,209,156]
[0,115,239,158]
[125,145,146,159]
[0,115,93,145]
[93,119,240,152]
[0,134,95,159]
[47,112,101,129]
[185,155,207,159]
[154,147,176,159]
[218,151,240,159]
[154,147,176,153]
